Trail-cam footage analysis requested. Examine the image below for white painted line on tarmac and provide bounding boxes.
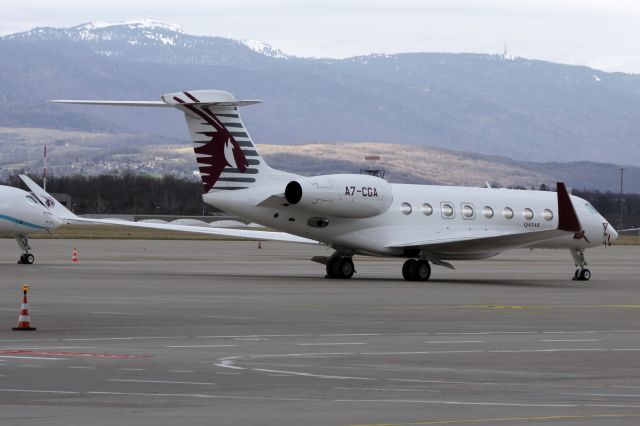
[0,388,79,394]
[196,334,307,339]
[0,388,321,401]
[424,341,486,344]
[203,315,255,320]
[321,333,381,337]
[252,368,375,381]
[0,355,66,360]
[166,345,237,348]
[541,339,600,342]
[108,379,216,386]
[297,342,366,346]
[167,370,193,373]
[563,392,640,398]
[335,387,440,393]
[0,346,96,350]
[334,398,579,407]
[119,368,146,371]
[68,366,96,369]
[64,336,186,341]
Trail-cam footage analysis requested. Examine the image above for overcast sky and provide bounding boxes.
[3,0,640,74]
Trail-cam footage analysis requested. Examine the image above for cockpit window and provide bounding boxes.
[585,203,598,214]
[25,195,39,205]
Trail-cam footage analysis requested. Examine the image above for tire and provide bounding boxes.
[326,257,339,278]
[579,269,591,281]
[339,258,355,279]
[25,254,34,264]
[416,259,431,281]
[402,259,417,281]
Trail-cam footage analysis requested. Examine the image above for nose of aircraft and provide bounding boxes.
[609,225,619,242]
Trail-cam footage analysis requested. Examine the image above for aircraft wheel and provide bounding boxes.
[402,259,417,281]
[338,258,355,279]
[326,257,339,278]
[415,259,431,281]
[24,254,34,265]
[579,268,591,281]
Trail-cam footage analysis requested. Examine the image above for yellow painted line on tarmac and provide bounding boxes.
[351,413,640,426]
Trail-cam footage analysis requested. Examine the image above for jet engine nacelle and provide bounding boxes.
[284,174,393,218]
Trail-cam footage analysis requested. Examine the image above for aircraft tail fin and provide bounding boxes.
[19,175,79,222]
[164,90,280,193]
[52,90,281,194]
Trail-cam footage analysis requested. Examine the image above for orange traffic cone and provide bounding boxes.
[72,247,79,262]
[257,241,262,249]
[12,285,36,331]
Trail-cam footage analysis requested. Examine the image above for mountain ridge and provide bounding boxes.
[1,19,639,167]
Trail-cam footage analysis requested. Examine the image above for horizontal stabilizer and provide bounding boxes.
[50,100,170,107]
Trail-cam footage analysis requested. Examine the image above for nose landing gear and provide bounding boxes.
[570,248,590,281]
[15,235,35,265]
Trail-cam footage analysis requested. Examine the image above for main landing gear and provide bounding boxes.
[570,248,590,281]
[402,259,431,282]
[326,255,355,279]
[15,235,35,265]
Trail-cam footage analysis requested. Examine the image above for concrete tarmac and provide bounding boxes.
[0,239,639,425]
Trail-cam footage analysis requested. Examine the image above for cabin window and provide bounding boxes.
[401,202,412,215]
[421,203,433,216]
[441,202,455,218]
[483,206,494,218]
[25,195,38,205]
[503,207,514,219]
[523,208,534,220]
[543,209,554,221]
[461,203,475,220]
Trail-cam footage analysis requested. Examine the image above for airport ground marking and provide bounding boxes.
[0,355,66,360]
[336,398,578,407]
[108,379,216,386]
[541,339,599,342]
[297,342,367,346]
[166,344,237,348]
[563,392,640,398]
[0,349,150,359]
[349,413,640,426]
[424,341,485,344]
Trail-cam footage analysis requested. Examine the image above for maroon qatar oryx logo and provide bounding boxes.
[174,93,249,192]
[42,195,56,208]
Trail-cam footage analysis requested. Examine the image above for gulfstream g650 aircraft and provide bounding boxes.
[45,90,618,281]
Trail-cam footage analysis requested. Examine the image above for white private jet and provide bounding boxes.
[0,183,62,264]
[43,90,618,281]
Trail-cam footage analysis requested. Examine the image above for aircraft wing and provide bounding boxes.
[19,174,318,245]
[386,228,566,253]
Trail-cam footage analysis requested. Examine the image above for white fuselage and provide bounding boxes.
[0,186,62,237]
[205,180,616,259]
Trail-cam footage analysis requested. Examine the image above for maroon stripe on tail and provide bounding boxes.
[173,95,249,193]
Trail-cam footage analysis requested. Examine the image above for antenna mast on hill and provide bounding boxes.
[43,145,48,191]
[360,155,386,179]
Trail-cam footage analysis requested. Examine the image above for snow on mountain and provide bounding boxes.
[241,39,288,59]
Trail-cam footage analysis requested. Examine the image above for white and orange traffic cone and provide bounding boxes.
[12,285,36,331]
[72,247,79,262]
[257,241,262,249]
